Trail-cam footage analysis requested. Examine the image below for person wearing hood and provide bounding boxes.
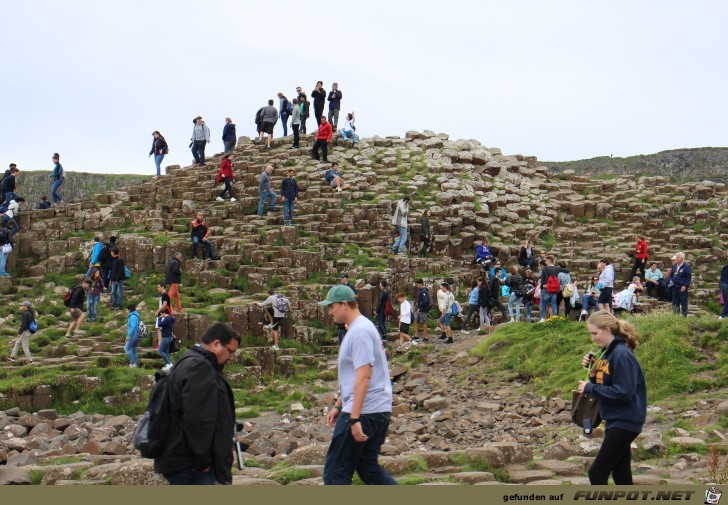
[222,118,236,153]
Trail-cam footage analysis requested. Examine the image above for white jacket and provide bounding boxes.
[4,200,19,219]
[437,289,454,313]
[391,200,409,228]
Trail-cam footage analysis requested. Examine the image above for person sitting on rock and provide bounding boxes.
[519,239,536,270]
[474,239,494,270]
[339,111,358,144]
[580,275,601,319]
[36,195,51,210]
[326,163,351,192]
[190,213,213,260]
[644,262,663,298]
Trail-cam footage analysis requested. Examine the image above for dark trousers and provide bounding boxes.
[192,236,212,259]
[462,305,478,328]
[292,124,300,147]
[671,287,689,317]
[376,312,387,341]
[323,411,397,485]
[280,113,289,137]
[301,116,307,134]
[219,178,234,199]
[556,292,573,316]
[588,428,639,485]
[191,141,206,164]
[490,298,508,321]
[721,282,728,318]
[314,105,324,126]
[519,258,536,270]
[312,140,328,162]
[165,468,216,485]
[630,258,646,281]
[418,236,431,257]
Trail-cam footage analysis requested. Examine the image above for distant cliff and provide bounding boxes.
[10,171,150,206]
[545,147,728,183]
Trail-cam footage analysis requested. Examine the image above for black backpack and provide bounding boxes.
[133,355,201,458]
[97,243,112,265]
[255,108,263,125]
[418,288,431,312]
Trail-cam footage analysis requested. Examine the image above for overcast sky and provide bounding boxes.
[2,0,726,174]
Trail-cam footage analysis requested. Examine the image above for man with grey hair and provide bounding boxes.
[257,164,278,216]
[165,252,184,313]
[327,83,342,131]
[670,251,692,317]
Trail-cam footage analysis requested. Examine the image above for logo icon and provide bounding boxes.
[706,487,722,505]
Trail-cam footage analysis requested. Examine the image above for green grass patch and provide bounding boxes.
[470,312,727,402]
[29,470,45,485]
[272,466,313,485]
[449,452,511,482]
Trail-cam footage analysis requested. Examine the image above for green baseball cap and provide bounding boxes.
[318,285,356,306]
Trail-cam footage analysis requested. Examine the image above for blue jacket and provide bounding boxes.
[281,177,298,200]
[89,242,104,266]
[671,261,692,289]
[475,245,493,262]
[127,311,140,338]
[468,287,479,306]
[159,315,175,339]
[222,123,236,142]
[51,163,63,181]
[584,336,647,434]
[327,90,342,110]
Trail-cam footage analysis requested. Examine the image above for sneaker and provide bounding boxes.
[438,334,447,340]
[264,324,273,330]
[336,187,342,192]
[445,337,453,344]
[7,356,15,362]
[230,197,237,202]
[163,363,173,371]
[538,319,546,323]
[411,340,418,346]
[720,316,725,320]
[153,344,159,350]
[272,345,280,351]
[129,363,137,368]
[580,310,588,316]
[421,338,430,343]
[461,330,470,335]
[25,360,34,365]
[216,196,224,201]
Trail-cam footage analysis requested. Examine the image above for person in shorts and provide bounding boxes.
[258,290,286,351]
[66,280,90,337]
[436,282,454,344]
[396,293,417,347]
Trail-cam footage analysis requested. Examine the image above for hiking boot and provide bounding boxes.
[445,337,453,344]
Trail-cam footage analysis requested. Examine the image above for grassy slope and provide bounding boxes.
[471,311,728,403]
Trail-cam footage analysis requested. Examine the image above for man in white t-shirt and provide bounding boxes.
[318,284,396,485]
[396,292,417,347]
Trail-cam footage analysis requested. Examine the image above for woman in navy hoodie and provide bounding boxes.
[578,311,646,485]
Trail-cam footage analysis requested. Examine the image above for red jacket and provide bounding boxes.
[317,122,333,141]
[216,159,234,182]
[635,239,648,260]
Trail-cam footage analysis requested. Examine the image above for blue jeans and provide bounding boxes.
[51,179,64,203]
[519,257,536,270]
[280,113,289,137]
[508,293,521,320]
[0,248,9,275]
[524,300,533,322]
[192,236,212,258]
[87,294,100,321]
[340,129,358,142]
[125,333,139,365]
[158,336,173,364]
[2,215,18,236]
[391,226,407,254]
[323,411,397,485]
[581,294,598,312]
[164,468,216,485]
[4,192,20,205]
[283,199,295,224]
[540,292,558,319]
[672,287,688,317]
[154,154,165,176]
[721,283,728,318]
[257,190,278,215]
[111,280,124,307]
[376,312,387,341]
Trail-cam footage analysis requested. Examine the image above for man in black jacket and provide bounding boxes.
[311,81,326,127]
[109,249,125,310]
[165,252,184,313]
[66,280,90,337]
[99,236,117,290]
[154,322,240,485]
[488,268,509,323]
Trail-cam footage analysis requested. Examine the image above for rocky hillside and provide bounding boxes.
[0,130,727,484]
[11,172,150,207]
[545,147,728,183]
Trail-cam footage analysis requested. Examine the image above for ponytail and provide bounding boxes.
[587,312,640,350]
